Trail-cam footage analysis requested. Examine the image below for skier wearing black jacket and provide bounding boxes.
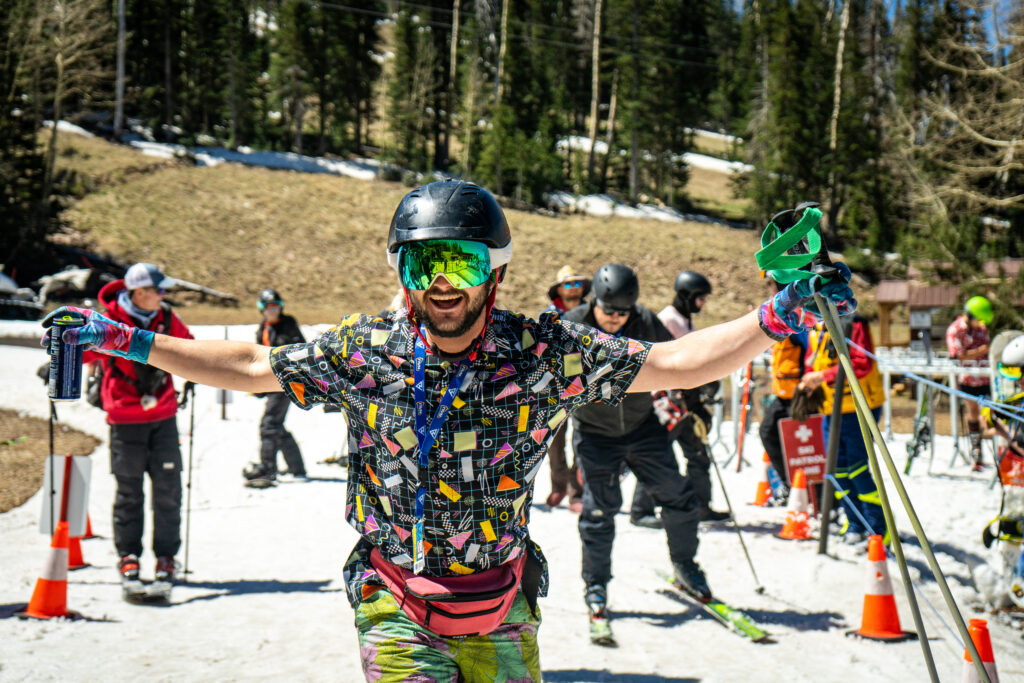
[244,289,307,485]
[562,264,710,633]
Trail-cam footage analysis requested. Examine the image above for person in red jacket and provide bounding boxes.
[84,263,194,587]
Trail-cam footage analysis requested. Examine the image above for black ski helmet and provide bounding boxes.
[258,288,283,311]
[386,180,512,280]
[673,270,711,317]
[592,264,639,313]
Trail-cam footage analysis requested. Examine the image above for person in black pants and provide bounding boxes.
[244,289,306,485]
[563,264,709,634]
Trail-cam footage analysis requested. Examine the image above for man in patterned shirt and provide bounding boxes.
[946,295,994,469]
[44,180,856,682]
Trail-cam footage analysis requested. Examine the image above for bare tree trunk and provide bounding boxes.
[113,0,125,138]
[444,0,460,167]
[494,0,509,192]
[586,0,603,183]
[599,67,618,192]
[462,62,480,175]
[628,0,639,199]
[163,17,173,130]
[826,0,852,238]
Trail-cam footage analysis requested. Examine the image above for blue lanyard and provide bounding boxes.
[411,332,471,572]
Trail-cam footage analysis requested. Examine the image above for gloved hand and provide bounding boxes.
[758,263,856,341]
[178,381,196,409]
[41,306,155,363]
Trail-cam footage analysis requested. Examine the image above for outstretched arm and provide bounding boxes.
[629,267,856,393]
[43,306,281,393]
[630,311,771,392]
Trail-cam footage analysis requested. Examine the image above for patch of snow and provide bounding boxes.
[43,120,95,138]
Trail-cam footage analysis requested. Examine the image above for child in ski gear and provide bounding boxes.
[563,264,711,624]
[758,275,811,503]
[632,269,729,523]
[244,288,306,485]
[946,296,993,469]
[541,265,590,510]
[44,180,856,681]
[801,314,886,545]
[82,262,193,585]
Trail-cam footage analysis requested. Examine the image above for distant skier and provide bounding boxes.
[946,296,994,470]
[541,265,591,511]
[83,263,193,593]
[44,180,856,679]
[243,288,306,487]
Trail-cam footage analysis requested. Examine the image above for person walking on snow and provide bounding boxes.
[83,263,193,586]
[541,265,591,511]
[630,270,729,525]
[801,315,887,545]
[946,296,994,470]
[44,180,856,681]
[243,288,307,486]
[563,263,710,633]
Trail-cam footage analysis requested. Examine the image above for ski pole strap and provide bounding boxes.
[755,206,824,283]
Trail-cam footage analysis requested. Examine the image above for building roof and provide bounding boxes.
[876,280,909,304]
[907,284,960,309]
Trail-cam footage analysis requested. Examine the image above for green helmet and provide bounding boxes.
[965,296,993,326]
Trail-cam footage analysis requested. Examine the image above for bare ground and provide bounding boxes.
[0,409,101,514]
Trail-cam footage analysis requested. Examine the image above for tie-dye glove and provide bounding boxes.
[42,305,155,363]
[758,263,856,341]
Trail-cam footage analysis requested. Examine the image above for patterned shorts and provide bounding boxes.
[354,587,542,683]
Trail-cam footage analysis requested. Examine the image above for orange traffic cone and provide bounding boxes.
[16,521,80,620]
[847,534,915,641]
[962,618,999,682]
[67,533,90,571]
[778,469,812,540]
[82,514,97,540]
[752,452,771,506]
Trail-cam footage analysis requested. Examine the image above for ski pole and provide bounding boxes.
[695,417,763,593]
[815,294,988,683]
[183,383,196,580]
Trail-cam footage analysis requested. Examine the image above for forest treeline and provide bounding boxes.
[2,0,1022,304]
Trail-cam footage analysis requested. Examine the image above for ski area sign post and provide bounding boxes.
[778,414,827,485]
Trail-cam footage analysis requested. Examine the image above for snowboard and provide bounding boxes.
[122,576,171,604]
[244,478,277,489]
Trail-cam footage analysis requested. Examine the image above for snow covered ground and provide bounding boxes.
[2,330,1022,682]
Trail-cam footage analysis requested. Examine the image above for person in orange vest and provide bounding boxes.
[758,276,809,504]
[801,315,887,545]
[243,288,307,486]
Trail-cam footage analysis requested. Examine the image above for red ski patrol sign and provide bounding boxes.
[778,414,827,484]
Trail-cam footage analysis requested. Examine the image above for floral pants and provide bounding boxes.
[355,587,542,683]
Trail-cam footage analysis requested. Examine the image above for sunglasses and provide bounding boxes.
[140,286,166,295]
[599,304,632,317]
[562,280,584,289]
[398,239,492,290]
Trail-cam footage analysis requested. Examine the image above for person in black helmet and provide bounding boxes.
[630,270,730,524]
[242,289,307,486]
[45,180,858,678]
[562,263,708,640]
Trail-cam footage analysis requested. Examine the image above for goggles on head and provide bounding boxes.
[998,363,1022,381]
[398,239,493,291]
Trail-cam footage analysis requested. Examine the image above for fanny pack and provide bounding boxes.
[369,548,525,637]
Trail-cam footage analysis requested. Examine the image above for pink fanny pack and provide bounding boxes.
[369,548,525,637]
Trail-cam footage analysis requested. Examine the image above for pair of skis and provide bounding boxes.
[122,575,173,604]
[589,577,770,646]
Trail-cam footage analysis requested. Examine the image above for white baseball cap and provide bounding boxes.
[124,263,176,291]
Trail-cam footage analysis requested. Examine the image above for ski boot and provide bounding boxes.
[673,561,712,603]
[585,584,616,647]
[243,462,277,488]
[700,507,731,523]
[155,556,177,583]
[629,514,663,530]
[119,554,146,601]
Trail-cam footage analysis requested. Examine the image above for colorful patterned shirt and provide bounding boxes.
[269,307,651,605]
[945,315,991,387]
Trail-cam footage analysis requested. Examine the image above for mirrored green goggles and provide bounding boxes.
[398,239,492,290]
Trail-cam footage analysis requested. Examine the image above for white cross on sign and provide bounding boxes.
[795,424,814,443]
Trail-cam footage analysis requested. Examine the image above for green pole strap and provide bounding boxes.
[813,294,991,683]
[755,206,824,283]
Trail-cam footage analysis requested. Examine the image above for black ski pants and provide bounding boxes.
[759,396,792,483]
[630,416,712,518]
[110,417,182,558]
[260,392,305,475]
[575,414,701,587]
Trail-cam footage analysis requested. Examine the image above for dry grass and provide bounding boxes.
[691,131,743,160]
[46,129,179,186]
[685,166,750,221]
[0,410,101,513]
[61,152,773,326]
